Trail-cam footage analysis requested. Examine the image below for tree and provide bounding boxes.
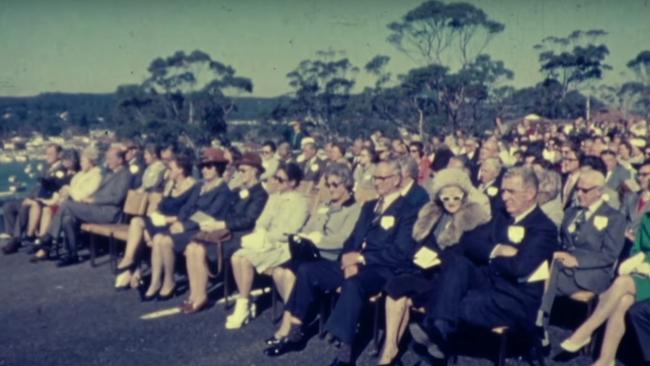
[534,29,611,98]
[115,50,253,145]
[387,0,504,66]
[627,50,650,85]
[284,49,358,132]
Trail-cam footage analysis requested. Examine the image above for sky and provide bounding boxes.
[1,0,650,97]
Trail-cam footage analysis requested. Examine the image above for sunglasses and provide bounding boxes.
[576,185,599,194]
[199,163,216,170]
[440,195,463,203]
[326,181,342,189]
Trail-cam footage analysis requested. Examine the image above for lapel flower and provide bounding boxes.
[593,215,608,231]
[239,189,250,200]
[380,215,395,230]
[129,164,140,174]
[310,163,319,172]
[486,186,498,197]
[567,223,576,234]
[507,225,525,244]
[55,170,65,179]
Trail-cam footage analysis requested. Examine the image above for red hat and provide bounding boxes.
[200,148,228,164]
[236,152,265,173]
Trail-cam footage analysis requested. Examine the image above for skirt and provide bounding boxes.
[384,272,438,308]
[233,243,291,274]
[634,275,650,302]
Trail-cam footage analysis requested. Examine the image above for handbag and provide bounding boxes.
[288,235,321,261]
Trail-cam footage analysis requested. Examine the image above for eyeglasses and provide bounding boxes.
[440,195,463,203]
[326,181,342,189]
[576,185,600,194]
[373,174,395,182]
[639,172,650,178]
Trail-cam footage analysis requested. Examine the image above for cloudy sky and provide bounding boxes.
[1,0,649,97]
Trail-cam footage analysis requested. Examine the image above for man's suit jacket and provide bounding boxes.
[89,166,131,222]
[464,207,558,318]
[342,195,418,271]
[178,181,232,232]
[35,161,69,199]
[302,157,325,183]
[606,164,631,192]
[560,203,626,292]
[402,182,429,211]
[621,191,650,234]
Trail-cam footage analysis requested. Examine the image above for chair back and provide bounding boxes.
[123,190,148,216]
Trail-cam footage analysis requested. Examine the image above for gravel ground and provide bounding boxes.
[0,242,644,366]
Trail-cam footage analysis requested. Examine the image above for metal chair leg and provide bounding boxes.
[223,257,231,310]
[496,333,507,366]
[372,298,382,356]
[109,236,117,274]
[89,234,97,267]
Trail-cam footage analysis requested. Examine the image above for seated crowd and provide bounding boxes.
[3,116,650,366]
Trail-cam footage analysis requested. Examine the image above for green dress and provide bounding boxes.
[632,213,650,302]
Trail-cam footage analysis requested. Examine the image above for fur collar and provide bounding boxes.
[412,201,491,248]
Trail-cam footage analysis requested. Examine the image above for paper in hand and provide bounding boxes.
[303,231,323,245]
[150,212,167,227]
[527,260,550,283]
[413,247,441,269]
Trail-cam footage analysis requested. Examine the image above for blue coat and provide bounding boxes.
[342,195,418,271]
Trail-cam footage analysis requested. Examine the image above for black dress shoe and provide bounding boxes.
[57,256,80,267]
[263,335,306,357]
[264,336,282,346]
[2,240,20,255]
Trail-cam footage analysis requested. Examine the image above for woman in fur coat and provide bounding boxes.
[378,168,491,365]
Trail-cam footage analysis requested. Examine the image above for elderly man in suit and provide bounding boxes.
[51,146,131,267]
[399,157,429,211]
[538,169,625,327]
[411,167,558,359]
[478,157,505,215]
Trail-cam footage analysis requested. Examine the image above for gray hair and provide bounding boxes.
[382,159,402,177]
[399,157,419,180]
[503,167,539,192]
[536,169,560,204]
[81,146,100,166]
[323,163,354,190]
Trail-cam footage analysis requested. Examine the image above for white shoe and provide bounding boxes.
[225,298,251,330]
[560,336,591,353]
[114,271,131,289]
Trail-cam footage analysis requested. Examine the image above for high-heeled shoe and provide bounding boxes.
[263,334,307,357]
[114,265,134,291]
[560,336,591,353]
[182,299,208,314]
[29,248,49,263]
[157,286,177,301]
[265,336,282,346]
[140,285,160,302]
[225,298,252,329]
